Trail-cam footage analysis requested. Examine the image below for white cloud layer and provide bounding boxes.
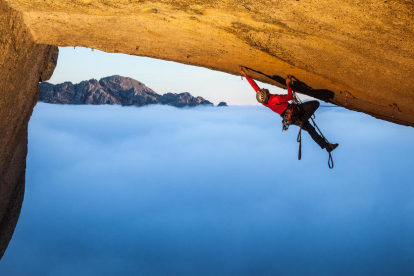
[1,103,414,275]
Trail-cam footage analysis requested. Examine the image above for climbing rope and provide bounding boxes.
[328,152,334,169]
[297,123,303,160]
[293,91,335,169]
[318,103,412,126]
[319,105,342,107]
[310,117,335,169]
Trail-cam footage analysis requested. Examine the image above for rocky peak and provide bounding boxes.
[39,75,214,108]
[99,75,155,94]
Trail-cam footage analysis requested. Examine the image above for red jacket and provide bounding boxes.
[246,76,293,115]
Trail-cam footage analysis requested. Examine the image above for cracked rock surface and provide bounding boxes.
[5,0,414,125]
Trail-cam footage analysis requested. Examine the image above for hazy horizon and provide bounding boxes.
[46,47,317,106]
[0,102,413,275]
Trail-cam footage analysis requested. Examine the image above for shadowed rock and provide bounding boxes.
[0,0,58,260]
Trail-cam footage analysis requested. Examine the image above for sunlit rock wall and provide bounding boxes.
[5,0,414,126]
[0,0,58,259]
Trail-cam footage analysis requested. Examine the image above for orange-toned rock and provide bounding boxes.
[5,0,414,125]
[0,0,57,259]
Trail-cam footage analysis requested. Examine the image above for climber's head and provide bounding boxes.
[256,89,270,104]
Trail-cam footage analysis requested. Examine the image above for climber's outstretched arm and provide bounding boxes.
[246,76,260,92]
[240,67,260,92]
[240,67,294,102]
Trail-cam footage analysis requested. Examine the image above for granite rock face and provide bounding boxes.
[39,75,213,107]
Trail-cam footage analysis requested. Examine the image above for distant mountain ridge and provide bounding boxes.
[39,75,220,107]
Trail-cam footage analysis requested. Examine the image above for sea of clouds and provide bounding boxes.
[1,102,413,276]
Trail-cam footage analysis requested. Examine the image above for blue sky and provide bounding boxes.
[0,48,414,275]
[47,47,291,106]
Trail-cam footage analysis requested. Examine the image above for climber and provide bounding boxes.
[239,66,338,153]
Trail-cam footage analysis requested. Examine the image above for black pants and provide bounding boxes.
[292,101,328,149]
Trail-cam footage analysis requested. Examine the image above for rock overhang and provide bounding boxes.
[4,0,414,126]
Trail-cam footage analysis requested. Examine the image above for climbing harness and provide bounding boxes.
[282,105,294,131]
[282,104,302,131]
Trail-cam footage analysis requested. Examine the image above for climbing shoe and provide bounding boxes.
[326,143,339,153]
